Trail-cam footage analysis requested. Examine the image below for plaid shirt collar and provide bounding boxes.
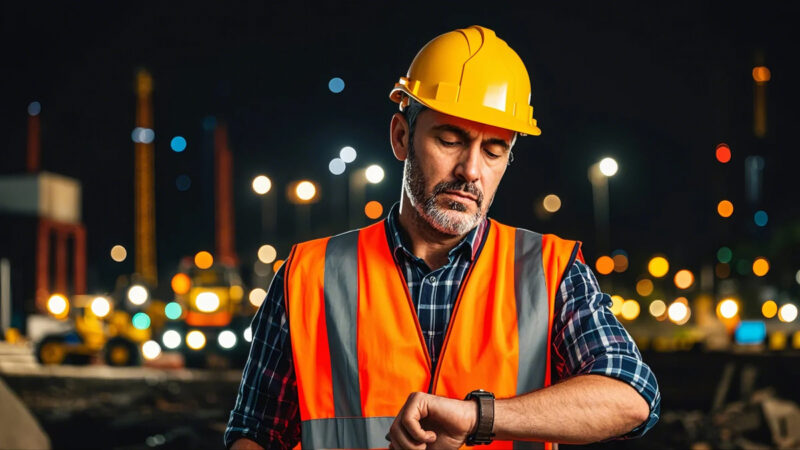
[384,202,488,266]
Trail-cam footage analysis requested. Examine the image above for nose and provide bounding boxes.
[453,143,481,183]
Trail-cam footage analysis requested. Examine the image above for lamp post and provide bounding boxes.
[252,175,275,240]
[289,180,318,238]
[588,157,618,253]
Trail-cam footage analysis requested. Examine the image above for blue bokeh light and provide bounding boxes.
[328,77,345,93]
[735,321,766,345]
[165,302,183,320]
[170,136,187,152]
[132,312,151,330]
[329,158,346,175]
[28,101,41,116]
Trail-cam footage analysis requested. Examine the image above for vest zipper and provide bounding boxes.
[392,261,434,380]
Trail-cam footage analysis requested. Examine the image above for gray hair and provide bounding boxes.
[400,96,515,164]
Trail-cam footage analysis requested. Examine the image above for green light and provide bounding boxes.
[717,247,732,263]
[132,312,151,330]
[165,302,182,320]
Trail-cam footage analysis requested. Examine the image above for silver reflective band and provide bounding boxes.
[513,229,549,396]
[323,230,362,418]
[302,416,395,449]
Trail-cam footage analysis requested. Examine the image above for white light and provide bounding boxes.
[127,285,149,305]
[365,165,385,184]
[329,158,346,175]
[110,245,127,262]
[779,304,798,323]
[218,330,237,349]
[257,245,277,264]
[249,288,267,307]
[718,299,739,319]
[598,157,618,177]
[131,127,155,144]
[668,302,689,324]
[162,330,182,349]
[296,181,316,201]
[244,327,253,343]
[47,294,68,316]
[796,270,800,285]
[196,292,220,313]
[340,146,357,163]
[91,297,111,318]
[186,330,206,350]
[142,340,162,360]
[252,175,272,195]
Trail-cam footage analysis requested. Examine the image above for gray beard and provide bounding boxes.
[402,145,487,236]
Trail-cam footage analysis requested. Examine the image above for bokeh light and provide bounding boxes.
[194,251,213,269]
[91,297,111,318]
[170,136,187,152]
[328,77,345,93]
[752,66,771,83]
[621,300,640,320]
[715,262,731,278]
[218,330,237,349]
[273,259,285,273]
[230,285,244,301]
[176,175,191,191]
[340,146,357,163]
[735,260,750,276]
[365,165,385,184]
[668,301,690,325]
[249,288,267,307]
[717,247,732,263]
[752,258,770,277]
[162,330,181,349]
[715,143,731,163]
[636,279,654,297]
[754,210,768,227]
[28,101,41,116]
[110,245,127,262]
[329,158,346,175]
[648,256,669,278]
[258,245,277,264]
[132,312,151,330]
[779,304,798,323]
[796,270,800,285]
[364,201,384,219]
[717,299,739,319]
[598,157,618,177]
[165,302,182,320]
[127,285,148,305]
[47,294,68,318]
[595,256,614,275]
[131,127,155,144]
[186,330,206,350]
[195,292,220,313]
[295,181,317,201]
[142,341,161,360]
[674,269,694,290]
[543,194,561,213]
[252,175,272,195]
[649,300,667,318]
[717,200,734,218]
[171,273,191,295]
[609,295,624,316]
[612,254,628,273]
[762,300,778,319]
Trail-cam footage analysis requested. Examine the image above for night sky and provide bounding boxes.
[2,2,799,296]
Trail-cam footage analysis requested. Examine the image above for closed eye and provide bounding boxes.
[438,138,460,147]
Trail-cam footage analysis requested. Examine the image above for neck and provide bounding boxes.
[397,193,469,271]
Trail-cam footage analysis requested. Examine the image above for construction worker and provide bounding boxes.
[226,25,659,449]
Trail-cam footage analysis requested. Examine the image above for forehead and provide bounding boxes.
[418,109,515,143]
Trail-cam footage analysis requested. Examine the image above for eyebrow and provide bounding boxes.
[431,124,510,151]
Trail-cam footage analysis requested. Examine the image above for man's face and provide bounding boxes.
[402,109,515,236]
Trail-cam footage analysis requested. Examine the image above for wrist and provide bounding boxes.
[464,389,495,445]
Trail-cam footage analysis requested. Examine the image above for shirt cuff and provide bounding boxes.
[225,411,299,449]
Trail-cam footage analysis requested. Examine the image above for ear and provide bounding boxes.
[389,112,410,161]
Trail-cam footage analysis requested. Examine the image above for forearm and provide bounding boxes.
[493,374,650,444]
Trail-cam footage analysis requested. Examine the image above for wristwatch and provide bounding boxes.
[464,389,495,445]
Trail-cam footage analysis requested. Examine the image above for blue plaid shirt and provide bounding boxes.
[225,204,660,448]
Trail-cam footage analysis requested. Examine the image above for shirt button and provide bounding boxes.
[428,276,437,283]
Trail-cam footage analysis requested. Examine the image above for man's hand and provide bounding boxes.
[387,392,478,450]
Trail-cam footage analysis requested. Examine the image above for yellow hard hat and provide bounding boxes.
[390,25,541,136]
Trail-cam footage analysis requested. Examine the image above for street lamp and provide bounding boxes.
[288,180,319,238]
[588,157,617,252]
[252,175,276,239]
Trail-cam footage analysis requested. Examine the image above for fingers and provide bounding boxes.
[387,392,437,449]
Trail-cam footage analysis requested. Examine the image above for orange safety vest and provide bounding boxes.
[285,219,583,449]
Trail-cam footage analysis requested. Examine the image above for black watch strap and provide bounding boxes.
[464,389,495,445]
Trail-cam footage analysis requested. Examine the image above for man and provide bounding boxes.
[226,25,659,449]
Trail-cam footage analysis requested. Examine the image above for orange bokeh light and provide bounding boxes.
[717,200,734,218]
[364,201,384,220]
[753,258,770,277]
[595,256,614,275]
[612,254,628,272]
[674,269,694,290]
[715,144,731,164]
[171,273,191,295]
[194,251,213,269]
[273,259,285,273]
[752,66,771,83]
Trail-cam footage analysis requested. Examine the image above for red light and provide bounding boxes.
[716,143,731,164]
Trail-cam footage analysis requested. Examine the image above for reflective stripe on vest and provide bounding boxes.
[285,219,582,449]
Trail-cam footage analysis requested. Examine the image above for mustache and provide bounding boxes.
[431,180,483,207]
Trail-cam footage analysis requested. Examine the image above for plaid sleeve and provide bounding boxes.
[224,264,301,449]
[551,260,661,438]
